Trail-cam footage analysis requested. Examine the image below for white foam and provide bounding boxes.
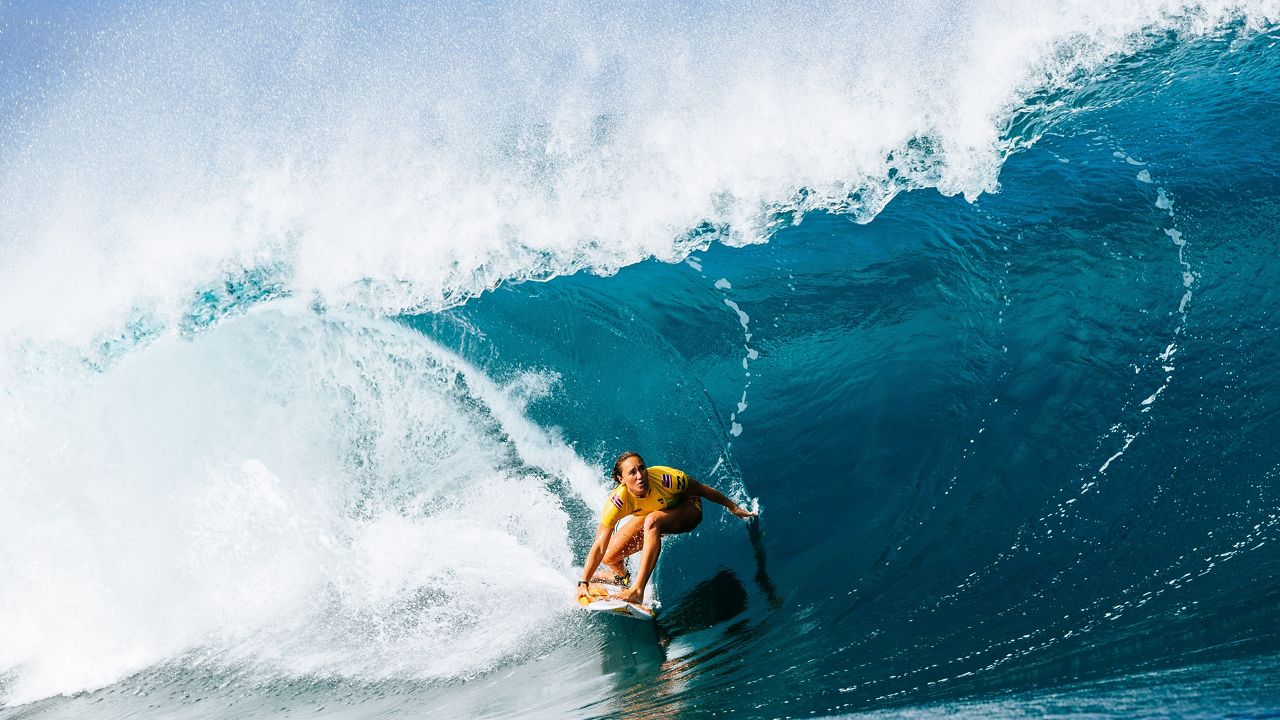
[1,1,1275,349]
[724,299,751,329]
[0,0,1275,702]
[0,306,591,703]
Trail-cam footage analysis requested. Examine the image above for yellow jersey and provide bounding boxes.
[599,465,690,529]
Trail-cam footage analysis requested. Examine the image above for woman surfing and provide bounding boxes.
[577,451,757,606]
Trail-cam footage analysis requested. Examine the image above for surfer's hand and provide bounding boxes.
[576,581,590,600]
[731,505,757,520]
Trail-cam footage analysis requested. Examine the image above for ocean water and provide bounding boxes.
[2,1,1280,718]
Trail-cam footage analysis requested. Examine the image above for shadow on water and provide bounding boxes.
[658,570,749,636]
[580,570,780,719]
[745,516,784,609]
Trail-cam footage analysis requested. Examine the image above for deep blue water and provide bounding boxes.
[397,26,1280,715]
[2,4,1280,719]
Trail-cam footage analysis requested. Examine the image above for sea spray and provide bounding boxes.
[0,306,590,703]
[1,1,1276,349]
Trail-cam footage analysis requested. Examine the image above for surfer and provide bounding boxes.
[578,451,756,606]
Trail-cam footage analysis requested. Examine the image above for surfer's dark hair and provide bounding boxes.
[611,451,645,483]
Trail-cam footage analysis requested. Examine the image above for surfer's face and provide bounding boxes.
[620,456,648,497]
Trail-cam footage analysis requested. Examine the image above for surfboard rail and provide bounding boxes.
[576,576,655,620]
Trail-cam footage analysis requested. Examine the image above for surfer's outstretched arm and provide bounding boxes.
[578,523,614,598]
[688,479,756,519]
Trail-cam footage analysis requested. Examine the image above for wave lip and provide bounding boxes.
[2,2,1278,349]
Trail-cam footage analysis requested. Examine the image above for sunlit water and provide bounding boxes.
[2,2,1279,718]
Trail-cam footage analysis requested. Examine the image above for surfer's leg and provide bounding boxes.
[601,517,646,579]
[615,499,702,603]
[661,497,702,534]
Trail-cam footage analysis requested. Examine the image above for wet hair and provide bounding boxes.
[611,451,646,483]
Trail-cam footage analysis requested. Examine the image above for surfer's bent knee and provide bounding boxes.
[646,499,702,535]
[643,512,662,533]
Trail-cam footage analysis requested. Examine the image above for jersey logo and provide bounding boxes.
[661,473,672,489]
[611,495,624,509]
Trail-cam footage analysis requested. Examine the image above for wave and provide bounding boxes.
[0,1,1275,351]
[2,1,1280,712]
[0,306,604,703]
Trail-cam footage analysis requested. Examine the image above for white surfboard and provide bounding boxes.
[577,575,656,621]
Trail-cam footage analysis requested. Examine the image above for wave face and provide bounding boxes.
[3,1,1280,718]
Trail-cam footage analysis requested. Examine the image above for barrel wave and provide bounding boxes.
[2,1,1279,718]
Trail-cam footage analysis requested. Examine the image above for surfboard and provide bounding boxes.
[577,575,655,621]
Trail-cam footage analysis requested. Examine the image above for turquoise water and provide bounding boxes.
[2,3,1279,718]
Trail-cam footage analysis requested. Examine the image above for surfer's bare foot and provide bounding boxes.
[612,588,643,605]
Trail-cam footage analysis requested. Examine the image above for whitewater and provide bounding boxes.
[2,1,1280,717]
